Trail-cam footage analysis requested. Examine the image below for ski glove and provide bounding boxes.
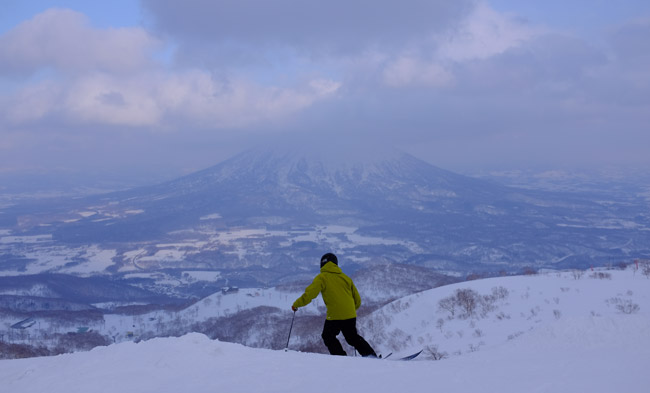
[291,306,298,312]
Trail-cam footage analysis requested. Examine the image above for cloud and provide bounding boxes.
[609,18,650,61]
[2,2,650,176]
[0,9,160,76]
[143,0,476,55]
[3,69,340,129]
[0,8,341,130]
[603,19,650,106]
[382,57,454,88]
[434,2,541,62]
[378,2,540,88]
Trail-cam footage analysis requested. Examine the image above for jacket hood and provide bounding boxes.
[320,261,342,274]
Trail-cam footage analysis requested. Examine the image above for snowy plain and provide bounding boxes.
[0,224,421,277]
[2,267,650,393]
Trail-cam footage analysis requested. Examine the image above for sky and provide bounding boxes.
[1,0,649,183]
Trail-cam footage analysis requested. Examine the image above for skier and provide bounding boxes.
[291,253,377,357]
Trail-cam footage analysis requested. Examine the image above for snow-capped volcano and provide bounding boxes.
[122,145,489,211]
[2,145,649,288]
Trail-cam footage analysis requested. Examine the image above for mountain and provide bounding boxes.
[1,147,649,291]
[2,267,648,393]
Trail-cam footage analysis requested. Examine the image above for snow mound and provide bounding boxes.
[2,269,650,393]
[2,320,649,393]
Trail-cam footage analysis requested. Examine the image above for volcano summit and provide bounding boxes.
[1,147,649,290]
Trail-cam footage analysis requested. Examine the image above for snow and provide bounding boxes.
[173,225,425,261]
[0,235,118,276]
[178,287,312,320]
[1,316,648,393]
[0,234,52,244]
[141,249,186,263]
[3,243,117,276]
[199,213,222,220]
[0,284,53,297]
[557,218,642,230]
[58,246,117,275]
[1,268,649,392]
[361,269,650,358]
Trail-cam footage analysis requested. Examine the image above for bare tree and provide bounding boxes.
[642,262,650,279]
[590,272,612,280]
[490,286,509,300]
[439,288,494,319]
[522,267,537,276]
[571,269,584,280]
[425,345,448,360]
[455,289,479,318]
[438,297,456,318]
[616,300,640,314]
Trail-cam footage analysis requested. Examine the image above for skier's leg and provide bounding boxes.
[340,318,377,357]
[322,319,346,356]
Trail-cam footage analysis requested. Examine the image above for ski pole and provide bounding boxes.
[285,309,296,352]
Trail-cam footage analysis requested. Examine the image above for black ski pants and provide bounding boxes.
[321,318,376,357]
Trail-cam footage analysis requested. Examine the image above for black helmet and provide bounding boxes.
[320,253,338,268]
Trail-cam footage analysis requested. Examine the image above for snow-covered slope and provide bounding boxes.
[0,328,647,393]
[361,267,650,357]
[3,146,649,288]
[1,267,649,393]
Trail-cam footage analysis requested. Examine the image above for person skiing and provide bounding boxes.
[291,253,377,357]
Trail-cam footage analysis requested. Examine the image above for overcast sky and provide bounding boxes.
[1,0,649,182]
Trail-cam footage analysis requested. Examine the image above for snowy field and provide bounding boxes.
[360,267,650,356]
[2,266,649,392]
[0,317,648,393]
[0,224,421,276]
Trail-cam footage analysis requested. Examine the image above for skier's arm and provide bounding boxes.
[292,275,324,309]
[352,282,362,310]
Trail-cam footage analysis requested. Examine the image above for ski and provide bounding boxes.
[373,349,422,361]
[395,349,423,361]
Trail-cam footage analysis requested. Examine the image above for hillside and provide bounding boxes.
[2,147,649,291]
[361,266,650,356]
[0,263,453,354]
[1,266,649,392]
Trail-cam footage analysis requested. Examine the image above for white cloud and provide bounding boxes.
[435,2,541,62]
[0,8,160,75]
[0,9,341,130]
[309,79,342,96]
[0,3,540,127]
[4,70,341,129]
[152,71,341,129]
[382,56,454,88]
[63,73,162,126]
[4,79,63,123]
[2,3,649,173]
[377,2,541,89]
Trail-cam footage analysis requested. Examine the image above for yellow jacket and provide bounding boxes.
[292,262,361,320]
